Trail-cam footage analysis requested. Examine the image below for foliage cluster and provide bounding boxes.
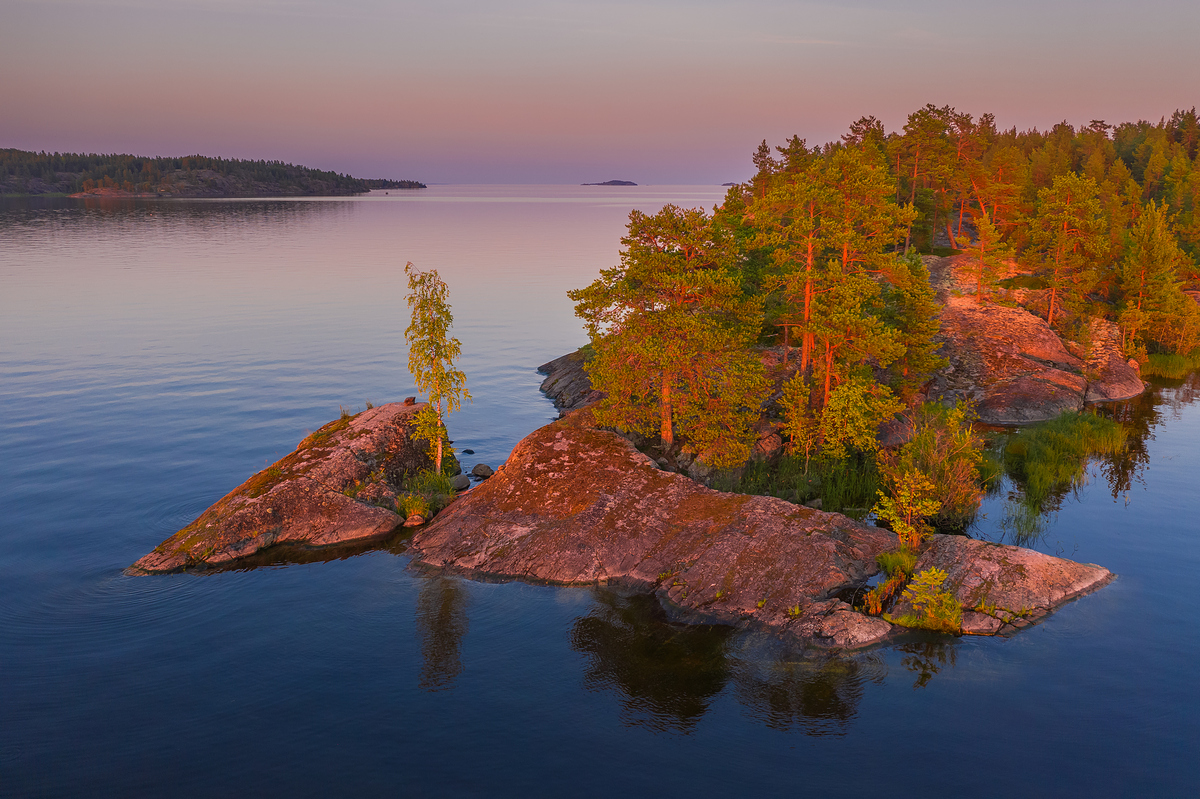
[570,106,1190,543]
[890,567,963,634]
[397,492,432,520]
[395,470,458,520]
[876,402,989,534]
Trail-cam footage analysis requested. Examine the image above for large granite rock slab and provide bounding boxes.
[413,410,1116,644]
[929,255,1143,422]
[412,413,901,647]
[935,295,1088,424]
[934,296,1144,423]
[891,534,1113,635]
[130,402,432,573]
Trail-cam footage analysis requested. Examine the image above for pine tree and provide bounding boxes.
[1119,202,1199,355]
[958,206,1012,304]
[1025,173,1109,326]
[569,206,767,467]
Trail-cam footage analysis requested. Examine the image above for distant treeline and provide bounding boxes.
[0,149,425,196]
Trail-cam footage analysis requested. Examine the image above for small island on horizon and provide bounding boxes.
[0,148,425,198]
[582,179,637,186]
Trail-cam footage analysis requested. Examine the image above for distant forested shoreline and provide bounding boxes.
[0,149,425,197]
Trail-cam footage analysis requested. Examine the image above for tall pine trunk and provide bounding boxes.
[801,235,815,376]
[660,375,674,446]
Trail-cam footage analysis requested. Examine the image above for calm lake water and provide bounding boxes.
[2,186,1198,797]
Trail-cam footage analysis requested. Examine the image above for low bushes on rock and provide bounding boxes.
[889,567,962,634]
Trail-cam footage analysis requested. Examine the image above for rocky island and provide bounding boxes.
[133,307,1118,648]
[411,408,1112,646]
[128,104,1200,650]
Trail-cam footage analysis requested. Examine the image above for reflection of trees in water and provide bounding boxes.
[1096,371,1200,502]
[569,590,734,733]
[415,577,468,692]
[995,374,1200,544]
[1096,393,1160,502]
[731,645,885,736]
[897,640,958,689]
[570,589,889,737]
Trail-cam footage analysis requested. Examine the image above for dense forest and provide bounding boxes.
[0,149,425,197]
[571,105,1200,562]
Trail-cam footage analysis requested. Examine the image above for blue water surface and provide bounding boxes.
[1,188,1197,797]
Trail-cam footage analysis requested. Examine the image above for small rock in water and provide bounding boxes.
[450,474,471,491]
[471,463,494,478]
[462,449,475,455]
[403,515,426,527]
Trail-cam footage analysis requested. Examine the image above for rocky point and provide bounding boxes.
[130,401,435,573]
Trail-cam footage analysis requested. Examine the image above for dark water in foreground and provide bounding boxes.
[2,188,1198,797]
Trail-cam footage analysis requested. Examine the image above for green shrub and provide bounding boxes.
[397,493,431,519]
[873,471,941,548]
[877,402,985,532]
[889,567,962,633]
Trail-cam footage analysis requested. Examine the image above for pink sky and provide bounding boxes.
[3,0,1198,184]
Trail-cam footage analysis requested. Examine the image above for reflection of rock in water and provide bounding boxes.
[415,577,468,692]
[569,590,734,733]
[731,643,885,736]
[898,640,958,689]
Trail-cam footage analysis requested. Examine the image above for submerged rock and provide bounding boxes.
[130,402,434,573]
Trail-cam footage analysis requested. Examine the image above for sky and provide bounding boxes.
[2,0,1198,184]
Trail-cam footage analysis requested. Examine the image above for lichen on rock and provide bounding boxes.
[130,402,435,573]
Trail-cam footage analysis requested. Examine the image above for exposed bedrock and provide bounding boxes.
[891,535,1113,635]
[130,402,437,573]
[538,350,604,415]
[412,413,898,647]
[410,412,1113,646]
[929,255,1143,424]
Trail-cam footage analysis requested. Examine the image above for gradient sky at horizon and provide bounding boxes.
[3,0,1198,184]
